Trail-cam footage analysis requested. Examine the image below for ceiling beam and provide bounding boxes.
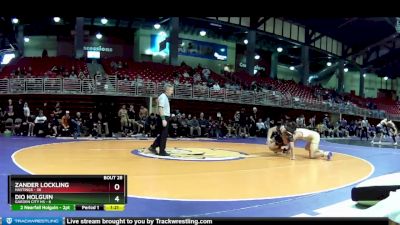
[347,33,399,58]
[342,45,352,57]
[255,17,270,28]
[337,18,358,29]
[384,17,397,29]
[249,17,260,29]
[363,47,400,67]
[310,33,323,44]
[159,17,171,25]
[303,28,311,45]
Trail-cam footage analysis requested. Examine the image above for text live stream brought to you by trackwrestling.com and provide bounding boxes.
[0,217,215,225]
[0,217,392,225]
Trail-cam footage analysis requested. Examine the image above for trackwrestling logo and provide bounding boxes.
[133,147,247,161]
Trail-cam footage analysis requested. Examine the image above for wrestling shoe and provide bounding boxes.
[326,151,333,161]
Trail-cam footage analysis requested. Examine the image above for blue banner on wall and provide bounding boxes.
[150,33,170,56]
[150,34,227,61]
[178,39,227,61]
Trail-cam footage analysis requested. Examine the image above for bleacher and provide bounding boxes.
[1,55,399,117]
[0,56,89,78]
[101,57,228,85]
[229,70,319,103]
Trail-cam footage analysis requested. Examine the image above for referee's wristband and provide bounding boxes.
[161,116,166,120]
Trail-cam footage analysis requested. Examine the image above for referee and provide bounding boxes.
[360,117,369,141]
[148,83,174,156]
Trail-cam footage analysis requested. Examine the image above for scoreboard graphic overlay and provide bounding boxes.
[8,175,127,211]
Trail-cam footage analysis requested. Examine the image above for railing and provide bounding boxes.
[193,85,209,100]
[0,79,9,94]
[225,89,241,103]
[26,78,44,93]
[174,84,192,99]
[117,80,137,96]
[9,78,25,93]
[82,79,95,94]
[137,81,156,96]
[94,75,117,94]
[44,78,62,93]
[240,90,255,104]
[63,78,81,93]
[156,82,166,97]
[209,88,225,101]
[0,77,394,121]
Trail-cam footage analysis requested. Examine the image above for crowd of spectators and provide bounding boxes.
[1,99,386,142]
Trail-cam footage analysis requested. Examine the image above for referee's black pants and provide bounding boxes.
[360,127,368,140]
[151,116,169,154]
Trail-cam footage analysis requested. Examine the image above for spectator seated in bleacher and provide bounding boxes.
[340,123,350,137]
[248,115,256,137]
[198,112,209,137]
[47,113,60,137]
[61,111,71,137]
[95,70,102,78]
[202,68,210,78]
[69,71,78,80]
[51,105,62,124]
[238,108,248,138]
[145,113,158,137]
[71,112,84,138]
[169,114,179,138]
[212,82,221,91]
[324,124,334,138]
[207,79,214,88]
[225,119,236,137]
[127,105,141,134]
[117,61,123,69]
[12,118,23,136]
[96,112,109,137]
[296,115,306,128]
[34,110,48,137]
[183,70,190,78]
[110,61,118,70]
[206,116,215,138]
[138,105,148,121]
[4,98,14,117]
[118,105,129,133]
[20,102,31,136]
[369,125,376,139]
[256,118,267,137]
[216,116,226,139]
[174,78,180,85]
[316,122,325,137]
[79,70,87,80]
[178,113,189,137]
[12,67,22,77]
[188,115,201,137]
[85,113,97,137]
[332,122,341,137]
[136,76,144,87]
[193,72,201,83]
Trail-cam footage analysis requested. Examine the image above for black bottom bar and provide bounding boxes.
[64,218,389,225]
